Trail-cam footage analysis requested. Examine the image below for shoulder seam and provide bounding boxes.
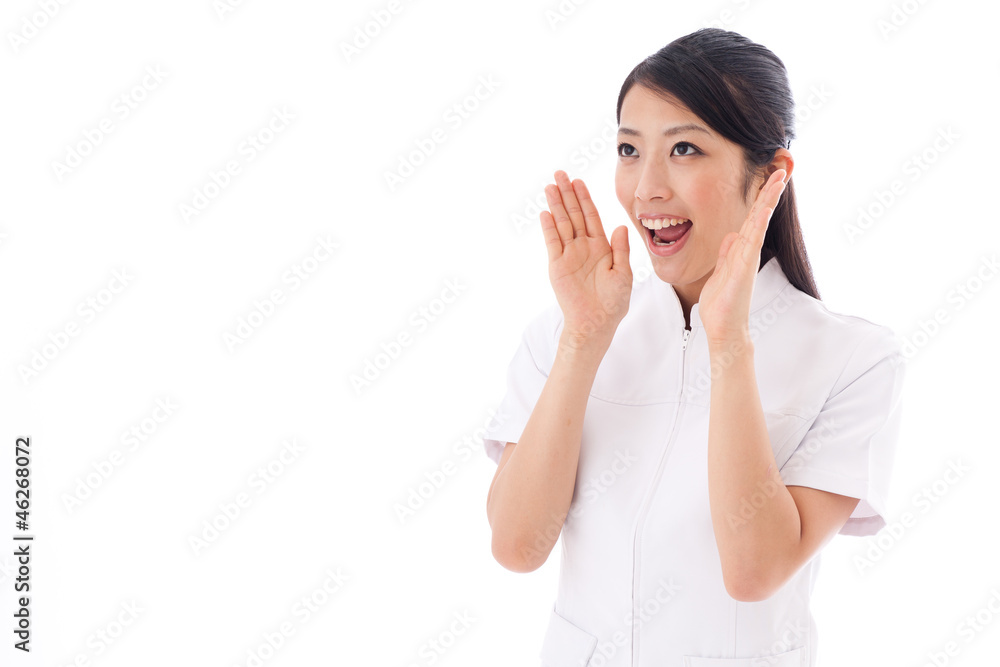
[523,300,560,379]
[826,325,896,402]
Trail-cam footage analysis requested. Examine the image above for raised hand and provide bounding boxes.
[540,170,632,352]
[698,169,787,347]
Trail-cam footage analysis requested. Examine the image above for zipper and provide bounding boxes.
[631,325,690,665]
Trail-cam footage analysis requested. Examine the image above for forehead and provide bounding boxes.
[618,85,713,137]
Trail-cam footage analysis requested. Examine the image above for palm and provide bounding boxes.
[698,239,749,341]
[699,170,787,344]
[550,235,629,333]
[541,172,632,345]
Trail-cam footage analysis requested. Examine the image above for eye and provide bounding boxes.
[616,141,702,159]
[671,142,701,157]
[617,142,636,158]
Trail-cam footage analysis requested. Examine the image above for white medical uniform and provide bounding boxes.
[483,256,907,667]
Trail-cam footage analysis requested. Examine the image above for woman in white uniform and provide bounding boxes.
[483,28,907,667]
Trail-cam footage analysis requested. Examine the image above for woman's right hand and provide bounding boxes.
[541,170,632,353]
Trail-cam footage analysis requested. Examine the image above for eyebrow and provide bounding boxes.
[617,123,711,138]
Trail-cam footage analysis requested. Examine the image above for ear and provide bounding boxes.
[757,149,795,191]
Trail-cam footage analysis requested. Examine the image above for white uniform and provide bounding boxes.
[483,256,907,667]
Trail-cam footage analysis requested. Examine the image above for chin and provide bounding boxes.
[652,258,711,286]
[651,262,685,284]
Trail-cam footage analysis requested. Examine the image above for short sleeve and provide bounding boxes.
[481,302,562,465]
[779,326,907,537]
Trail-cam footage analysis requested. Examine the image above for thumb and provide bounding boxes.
[611,225,630,270]
[717,231,738,262]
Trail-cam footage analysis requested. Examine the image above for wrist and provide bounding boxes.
[707,335,755,362]
[557,331,610,369]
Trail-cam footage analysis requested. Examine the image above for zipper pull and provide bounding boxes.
[682,328,690,351]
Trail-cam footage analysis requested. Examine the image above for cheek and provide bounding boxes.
[686,174,745,232]
[713,171,747,204]
[685,179,721,223]
[614,171,631,210]
[687,169,738,205]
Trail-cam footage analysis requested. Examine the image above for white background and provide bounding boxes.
[1,0,997,665]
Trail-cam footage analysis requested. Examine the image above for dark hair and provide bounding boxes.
[616,28,820,300]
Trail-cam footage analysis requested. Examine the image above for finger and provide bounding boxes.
[544,183,575,246]
[734,170,784,263]
[718,231,739,264]
[540,210,563,264]
[571,179,607,239]
[743,173,786,262]
[555,170,587,239]
[740,169,786,241]
[742,204,771,263]
[610,225,630,275]
[757,170,786,219]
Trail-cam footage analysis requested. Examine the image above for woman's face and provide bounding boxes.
[615,84,766,302]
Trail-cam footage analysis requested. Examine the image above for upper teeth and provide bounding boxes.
[640,217,690,230]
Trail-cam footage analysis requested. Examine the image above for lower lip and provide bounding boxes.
[643,222,692,257]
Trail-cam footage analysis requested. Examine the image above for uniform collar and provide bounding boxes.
[657,256,791,330]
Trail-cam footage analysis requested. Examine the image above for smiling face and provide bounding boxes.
[615,84,764,311]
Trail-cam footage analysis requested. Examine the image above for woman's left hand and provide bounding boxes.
[699,169,787,348]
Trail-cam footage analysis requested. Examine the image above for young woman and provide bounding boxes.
[484,28,906,667]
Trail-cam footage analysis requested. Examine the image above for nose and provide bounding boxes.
[634,160,672,203]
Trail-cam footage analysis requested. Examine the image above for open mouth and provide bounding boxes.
[641,219,692,247]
